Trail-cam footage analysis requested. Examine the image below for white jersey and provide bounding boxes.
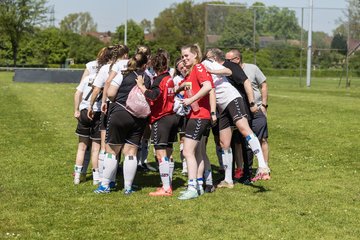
[76,76,101,112]
[202,59,240,113]
[111,59,129,74]
[86,60,98,76]
[93,63,111,89]
[242,63,266,106]
[111,72,124,87]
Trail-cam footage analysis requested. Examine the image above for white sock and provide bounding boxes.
[98,150,105,180]
[123,155,138,190]
[102,153,118,186]
[159,157,171,191]
[222,148,233,183]
[188,179,197,191]
[169,161,174,183]
[246,134,267,169]
[204,169,213,185]
[74,165,82,178]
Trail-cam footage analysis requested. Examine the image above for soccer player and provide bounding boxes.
[88,44,129,187]
[95,53,151,195]
[207,48,270,183]
[226,49,270,182]
[176,44,215,200]
[135,53,178,196]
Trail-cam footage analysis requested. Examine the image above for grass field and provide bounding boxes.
[1,72,360,239]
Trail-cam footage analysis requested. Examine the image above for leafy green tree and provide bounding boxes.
[59,12,97,34]
[261,6,301,40]
[218,9,254,49]
[0,0,48,66]
[112,19,145,55]
[19,27,68,65]
[61,31,104,63]
[331,33,347,55]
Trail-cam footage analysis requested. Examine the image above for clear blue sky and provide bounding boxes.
[47,0,348,35]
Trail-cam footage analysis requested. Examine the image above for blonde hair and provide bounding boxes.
[181,43,202,64]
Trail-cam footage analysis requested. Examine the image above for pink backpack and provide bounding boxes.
[124,72,151,118]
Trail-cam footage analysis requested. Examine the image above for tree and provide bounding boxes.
[112,20,145,54]
[0,0,48,66]
[331,33,347,55]
[152,1,207,58]
[218,9,254,49]
[19,27,68,65]
[261,6,301,40]
[60,12,97,34]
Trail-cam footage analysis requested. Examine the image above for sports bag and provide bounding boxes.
[124,72,151,118]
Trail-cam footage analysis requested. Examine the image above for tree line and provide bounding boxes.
[0,0,359,73]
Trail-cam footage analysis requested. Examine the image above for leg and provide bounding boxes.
[74,136,90,184]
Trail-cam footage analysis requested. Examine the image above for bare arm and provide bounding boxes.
[260,81,268,116]
[206,66,232,76]
[183,81,212,106]
[244,79,257,113]
[209,88,217,124]
[107,84,119,102]
[87,86,101,120]
[74,90,82,119]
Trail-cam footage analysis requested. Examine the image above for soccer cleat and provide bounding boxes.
[94,185,110,194]
[251,167,271,182]
[124,188,136,195]
[178,188,199,200]
[238,177,252,185]
[74,172,81,185]
[204,185,216,193]
[234,168,244,180]
[217,180,235,189]
[149,187,173,196]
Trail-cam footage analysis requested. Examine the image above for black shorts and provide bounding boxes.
[251,110,268,140]
[211,121,220,137]
[176,115,187,134]
[75,109,101,140]
[151,114,178,150]
[184,118,211,141]
[106,104,147,146]
[219,97,248,131]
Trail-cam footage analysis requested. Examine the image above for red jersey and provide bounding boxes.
[144,72,175,124]
[182,63,214,119]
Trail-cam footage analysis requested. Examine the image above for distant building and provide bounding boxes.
[82,31,112,44]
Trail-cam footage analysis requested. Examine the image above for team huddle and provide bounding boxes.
[73,43,270,200]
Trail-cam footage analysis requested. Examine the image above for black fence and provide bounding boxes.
[13,68,83,83]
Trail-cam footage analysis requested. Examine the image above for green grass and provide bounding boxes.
[1,72,360,239]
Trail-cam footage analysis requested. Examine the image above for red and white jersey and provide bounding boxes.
[144,72,175,124]
[182,63,214,120]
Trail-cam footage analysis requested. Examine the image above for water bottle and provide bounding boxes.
[186,89,200,113]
